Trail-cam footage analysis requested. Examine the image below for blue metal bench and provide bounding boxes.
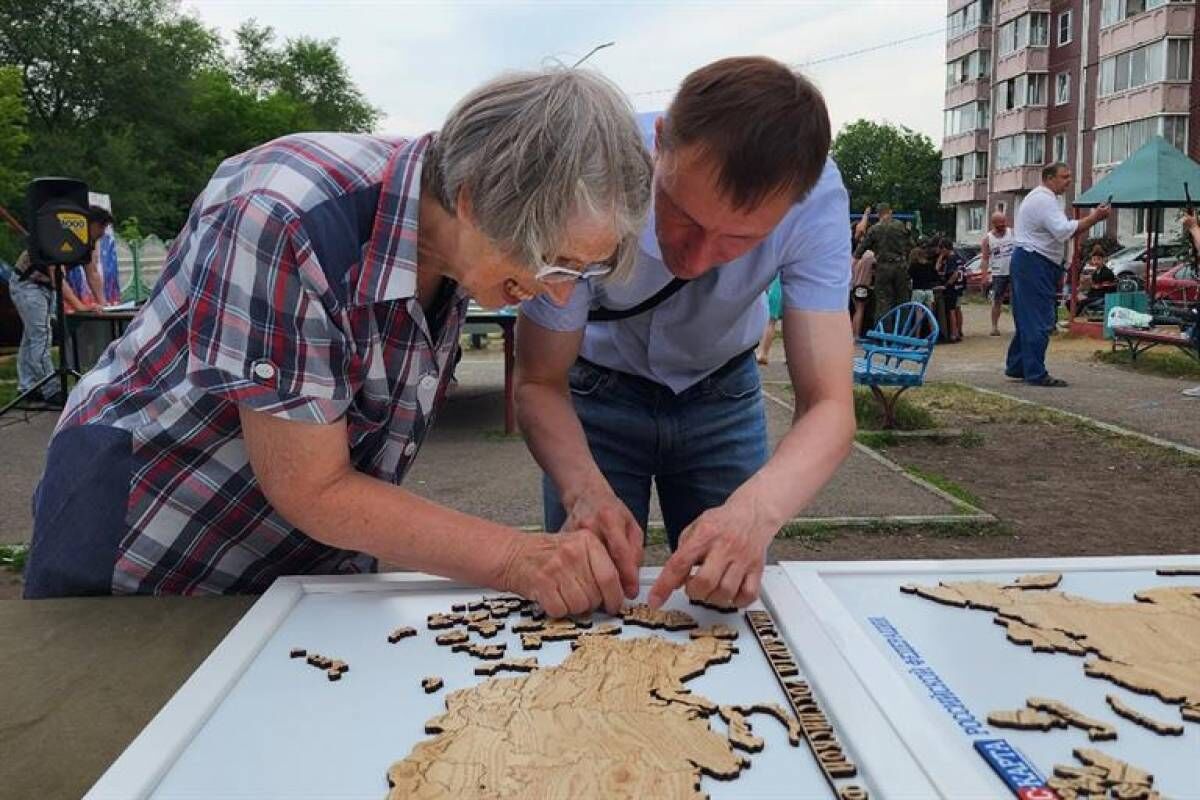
[854,302,939,429]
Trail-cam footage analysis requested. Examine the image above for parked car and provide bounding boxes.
[1085,244,1182,284]
[1153,261,1199,304]
[960,255,991,295]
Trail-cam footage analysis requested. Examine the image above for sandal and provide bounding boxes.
[1029,375,1068,387]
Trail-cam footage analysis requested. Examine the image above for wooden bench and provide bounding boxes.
[1111,326,1199,362]
[854,302,939,429]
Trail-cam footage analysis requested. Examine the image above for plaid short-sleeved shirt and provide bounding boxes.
[47,132,468,595]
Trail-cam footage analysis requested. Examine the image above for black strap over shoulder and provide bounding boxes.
[587,278,688,322]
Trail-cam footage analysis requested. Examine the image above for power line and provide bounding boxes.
[628,26,947,98]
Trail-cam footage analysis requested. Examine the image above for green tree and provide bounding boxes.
[232,20,379,133]
[831,120,951,236]
[0,66,29,202]
[1,1,379,239]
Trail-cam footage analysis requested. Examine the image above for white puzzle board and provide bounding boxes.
[782,556,1200,799]
[86,567,949,800]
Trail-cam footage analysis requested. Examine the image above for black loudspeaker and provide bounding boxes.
[26,177,91,268]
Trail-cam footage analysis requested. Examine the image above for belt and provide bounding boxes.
[577,346,757,390]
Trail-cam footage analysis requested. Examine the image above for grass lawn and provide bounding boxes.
[1093,347,1200,380]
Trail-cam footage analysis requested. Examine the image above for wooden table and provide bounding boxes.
[65,306,520,434]
[466,309,518,434]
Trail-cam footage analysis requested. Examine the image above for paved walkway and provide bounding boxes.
[757,302,1200,451]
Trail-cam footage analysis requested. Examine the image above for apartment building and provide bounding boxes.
[941,0,1199,246]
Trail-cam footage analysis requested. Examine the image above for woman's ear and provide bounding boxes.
[455,189,473,223]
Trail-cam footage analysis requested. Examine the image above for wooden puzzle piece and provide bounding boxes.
[473,657,539,676]
[733,703,802,746]
[421,676,443,693]
[996,618,1087,655]
[987,708,1067,732]
[452,642,507,660]
[467,619,504,638]
[717,706,764,753]
[435,630,469,646]
[520,633,543,650]
[426,612,462,630]
[1026,697,1117,741]
[1105,695,1184,736]
[1007,573,1063,590]
[690,624,739,641]
[387,626,417,644]
[1073,747,1154,787]
[620,603,698,631]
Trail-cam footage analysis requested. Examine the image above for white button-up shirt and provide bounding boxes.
[1015,185,1078,265]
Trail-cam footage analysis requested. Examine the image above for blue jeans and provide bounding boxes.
[1005,248,1061,384]
[543,351,769,549]
[8,276,57,399]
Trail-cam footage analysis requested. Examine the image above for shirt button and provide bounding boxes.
[252,360,276,381]
[419,373,437,392]
[403,441,417,457]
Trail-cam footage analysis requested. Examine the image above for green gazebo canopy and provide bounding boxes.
[1074,136,1200,208]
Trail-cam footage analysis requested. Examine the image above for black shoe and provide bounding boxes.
[1028,375,1068,387]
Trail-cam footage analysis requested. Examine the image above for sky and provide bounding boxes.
[184,0,950,144]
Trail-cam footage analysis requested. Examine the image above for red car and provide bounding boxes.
[1153,261,1199,304]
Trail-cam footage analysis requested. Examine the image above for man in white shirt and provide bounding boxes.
[1006,163,1109,386]
[980,212,1014,336]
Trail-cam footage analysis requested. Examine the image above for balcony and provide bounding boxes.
[1098,3,1195,59]
[995,47,1050,81]
[993,106,1048,137]
[996,0,1051,18]
[946,79,991,107]
[1094,82,1193,128]
[941,179,989,205]
[947,28,992,61]
[947,0,977,13]
[942,130,991,157]
[991,165,1044,192]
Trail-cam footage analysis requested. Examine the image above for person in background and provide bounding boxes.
[1180,209,1200,398]
[850,249,876,338]
[756,274,784,365]
[980,211,1014,336]
[7,206,111,404]
[852,205,872,251]
[907,239,938,311]
[1006,162,1109,387]
[1088,245,1116,286]
[65,208,119,307]
[854,203,911,320]
[937,238,965,342]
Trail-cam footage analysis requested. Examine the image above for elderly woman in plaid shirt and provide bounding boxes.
[25,67,652,617]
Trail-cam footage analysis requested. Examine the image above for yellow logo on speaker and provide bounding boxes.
[56,211,89,244]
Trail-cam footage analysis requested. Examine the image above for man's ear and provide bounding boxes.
[653,116,664,152]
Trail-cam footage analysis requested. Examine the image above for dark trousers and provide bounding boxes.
[1005,247,1061,384]
[543,351,768,549]
[874,262,912,322]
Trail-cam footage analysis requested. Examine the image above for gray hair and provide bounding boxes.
[426,66,652,281]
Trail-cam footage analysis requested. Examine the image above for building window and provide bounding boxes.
[1053,133,1069,164]
[1057,11,1073,45]
[1167,39,1192,81]
[948,0,994,40]
[1094,115,1188,166]
[967,205,986,233]
[1101,0,1188,30]
[941,152,990,186]
[1055,72,1071,105]
[995,133,1046,170]
[998,12,1050,56]
[995,73,1049,112]
[946,49,992,87]
[1098,38,1179,96]
[944,100,991,137]
[1133,208,1168,235]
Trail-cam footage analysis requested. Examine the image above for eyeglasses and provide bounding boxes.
[533,258,614,285]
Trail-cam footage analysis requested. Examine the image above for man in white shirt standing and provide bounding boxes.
[980,211,1014,336]
[1006,163,1109,386]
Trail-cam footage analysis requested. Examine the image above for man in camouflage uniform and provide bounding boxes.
[853,203,912,319]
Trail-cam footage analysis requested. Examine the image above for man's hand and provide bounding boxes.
[561,486,643,599]
[499,530,626,617]
[1183,210,1197,232]
[647,501,775,610]
[1095,203,1112,221]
